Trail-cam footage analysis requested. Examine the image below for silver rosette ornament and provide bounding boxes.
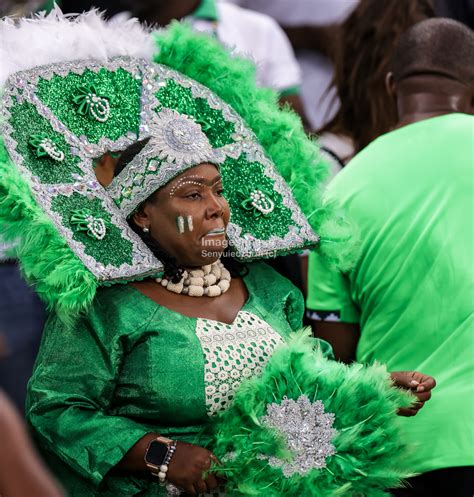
[147,108,215,166]
[203,332,415,497]
[258,395,337,477]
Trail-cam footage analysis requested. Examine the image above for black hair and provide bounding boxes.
[391,18,474,83]
[114,137,150,177]
[114,140,248,282]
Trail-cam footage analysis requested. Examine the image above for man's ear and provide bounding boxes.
[94,153,118,187]
[385,72,397,99]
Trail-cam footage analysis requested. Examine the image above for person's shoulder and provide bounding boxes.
[329,130,396,191]
[429,112,473,135]
[349,113,473,169]
[72,283,153,336]
[94,282,133,306]
[246,261,299,291]
[217,2,281,32]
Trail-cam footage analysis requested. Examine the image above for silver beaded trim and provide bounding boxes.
[0,57,164,281]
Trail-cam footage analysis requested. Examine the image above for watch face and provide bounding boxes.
[145,440,169,466]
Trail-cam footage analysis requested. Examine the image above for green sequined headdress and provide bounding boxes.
[0,10,355,319]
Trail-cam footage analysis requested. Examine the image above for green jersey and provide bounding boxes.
[307,113,474,473]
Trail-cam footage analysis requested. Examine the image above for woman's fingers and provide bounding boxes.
[183,482,197,495]
[416,375,436,392]
[390,371,436,395]
[413,390,431,403]
[397,406,420,416]
[195,478,208,495]
[204,472,220,491]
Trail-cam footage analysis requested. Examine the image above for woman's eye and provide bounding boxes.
[216,189,225,196]
[186,192,201,199]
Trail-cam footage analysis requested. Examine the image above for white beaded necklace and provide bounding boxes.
[155,259,231,297]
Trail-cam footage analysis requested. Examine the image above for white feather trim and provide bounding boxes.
[0,7,156,87]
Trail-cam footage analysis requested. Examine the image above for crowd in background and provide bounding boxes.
[0,1,473,496]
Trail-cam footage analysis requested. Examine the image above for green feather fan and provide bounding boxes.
[203,332,414,497]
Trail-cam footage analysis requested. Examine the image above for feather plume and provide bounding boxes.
[0,7,155,87]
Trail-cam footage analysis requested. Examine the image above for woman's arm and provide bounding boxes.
[26,311,152,486]
[27,310,221,495]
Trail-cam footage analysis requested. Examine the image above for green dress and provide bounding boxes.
[27,262,325,496]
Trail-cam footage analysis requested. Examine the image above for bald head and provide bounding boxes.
[391,18,474,85]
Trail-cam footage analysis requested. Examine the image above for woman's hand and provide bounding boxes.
[167,441,221,495]
[390,371,436,416]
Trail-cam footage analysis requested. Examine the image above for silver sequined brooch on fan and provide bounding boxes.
[258,395,338,477]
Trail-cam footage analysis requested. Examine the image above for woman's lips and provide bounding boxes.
[205,228,226,236]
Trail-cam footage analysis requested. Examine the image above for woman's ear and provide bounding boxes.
[385,72,397,100]
[132,205,150,231]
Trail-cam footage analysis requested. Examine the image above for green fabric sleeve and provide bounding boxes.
[307,249,360,323]
[247,262,305,333]
[26,310,151,486]
[192,0,218,21]
[284,282,305,333]
[279,85,300,97]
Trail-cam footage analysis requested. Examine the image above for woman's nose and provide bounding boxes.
[205,192,224,218]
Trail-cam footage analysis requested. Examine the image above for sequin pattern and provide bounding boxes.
[221,155,292,241]
[155,79,235,148]
[35,67,141,144]
[196,311,284,416]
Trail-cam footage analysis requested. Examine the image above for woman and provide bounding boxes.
[0,11,434,497]
[318,0,435,167]
[28,158,316,496]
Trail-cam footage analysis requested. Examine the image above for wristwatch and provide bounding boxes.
[144,436,177,482]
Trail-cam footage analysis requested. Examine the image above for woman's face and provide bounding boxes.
[133,163,230,267]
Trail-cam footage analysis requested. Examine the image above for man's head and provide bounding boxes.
[386,18,474,120]
[391,18,474,84]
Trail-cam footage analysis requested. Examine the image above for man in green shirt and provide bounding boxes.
[307,19,474,497]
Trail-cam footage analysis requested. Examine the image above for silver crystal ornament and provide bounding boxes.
[259,395,338,477]
[148,108,214,166]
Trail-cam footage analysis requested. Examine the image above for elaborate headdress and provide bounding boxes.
[0,9,355,319]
